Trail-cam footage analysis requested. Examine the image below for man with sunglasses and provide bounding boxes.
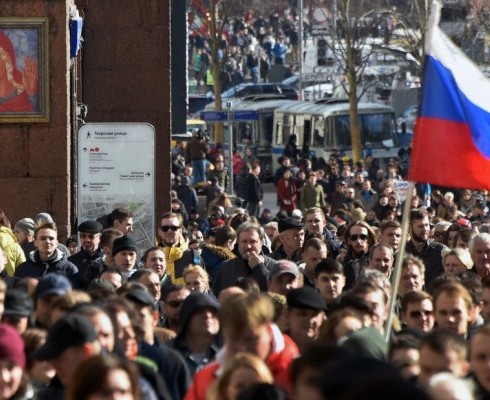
[342,221,376,290]
[158,212,203,286]
[68,220,104,289]
[400,290,434,334]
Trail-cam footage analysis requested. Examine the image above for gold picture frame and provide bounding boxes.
[0,17,49,123]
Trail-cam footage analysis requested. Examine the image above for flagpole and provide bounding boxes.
[384,181,415,342]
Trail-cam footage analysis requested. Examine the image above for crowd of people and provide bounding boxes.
[2,137,490,400]
[189,9,302,91]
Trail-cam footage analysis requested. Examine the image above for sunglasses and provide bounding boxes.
[79,233,99,239]
[409,310,433,318]
[349,234,368,241]
[167,300,184,308]
[160,225,180,232]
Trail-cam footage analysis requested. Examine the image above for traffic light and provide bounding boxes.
[317,38,327,66]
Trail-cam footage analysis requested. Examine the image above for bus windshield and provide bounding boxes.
[331,112,395,148]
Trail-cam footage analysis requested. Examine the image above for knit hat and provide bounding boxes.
[0,324,25,367]
[14,218,35,238]
[4,289,33,318]
[112,236,138,257]
[35,212,54,225]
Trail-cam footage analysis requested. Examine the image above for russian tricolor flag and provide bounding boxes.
[409,1,490,190]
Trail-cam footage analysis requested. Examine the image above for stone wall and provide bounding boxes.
[0,1,73,239]
[76,0,172,221]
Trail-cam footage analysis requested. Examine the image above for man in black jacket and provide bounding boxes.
[212,222,277,295]
[14,223,78,283]
[245,161,263,218]
[68,220,103,289]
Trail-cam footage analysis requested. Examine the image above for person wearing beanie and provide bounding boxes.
[111,235,138,279]
[14,223,78,284]
[0,323,27,399]
[68,220,104,290]
[167,293,221,376]
[13,217,36,258]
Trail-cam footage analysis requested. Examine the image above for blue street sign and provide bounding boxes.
[233,110,259,121]
[200,111,228,122]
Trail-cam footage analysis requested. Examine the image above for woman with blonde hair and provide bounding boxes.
[183,264,211,294]
[208,353,273,400]
[442,248,473,276]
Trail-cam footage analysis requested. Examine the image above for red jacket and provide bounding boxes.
[277,178,297,212]
[184,324,299,400]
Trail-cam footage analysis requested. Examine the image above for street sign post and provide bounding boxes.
[78,123,155,257]
[200,111,228,122]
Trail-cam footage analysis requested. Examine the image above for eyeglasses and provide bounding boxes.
[79,233,99,239]
[160,225,180,232]
[167,300,184,308]
[434,231,445,238]
[349,234,368,241]
[409,310,433,318]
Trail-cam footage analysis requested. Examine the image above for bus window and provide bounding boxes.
[333,114,352,147]
[282,114,293,142]
[262,114,274,145]
[275,121,283,144]
[361,113,394,145]
[237,121,253,144]
[312,117,325,147]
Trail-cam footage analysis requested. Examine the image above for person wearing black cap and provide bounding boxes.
[33,273,72,329]
[123,286,191,400]
[286,287,326,353]
[14,223,78,283]
[111,235,139,280]
[68,220,104,289]
[167,292,221,376]
[34,313,102,400]
[2,288,33,333]
[271,217,305,263]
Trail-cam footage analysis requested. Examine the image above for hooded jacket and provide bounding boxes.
[13,248,78,282]
[200,243,235,283]
[184,324,299,400]
[0,226,25,277]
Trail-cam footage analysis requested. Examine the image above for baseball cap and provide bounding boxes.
[124,288,156,310]
[34,273,72,299]
[269,261,300,280]
[33,314,98,360]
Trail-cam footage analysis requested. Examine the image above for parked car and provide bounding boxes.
[302,82,334,101]
[220,82,299,100]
